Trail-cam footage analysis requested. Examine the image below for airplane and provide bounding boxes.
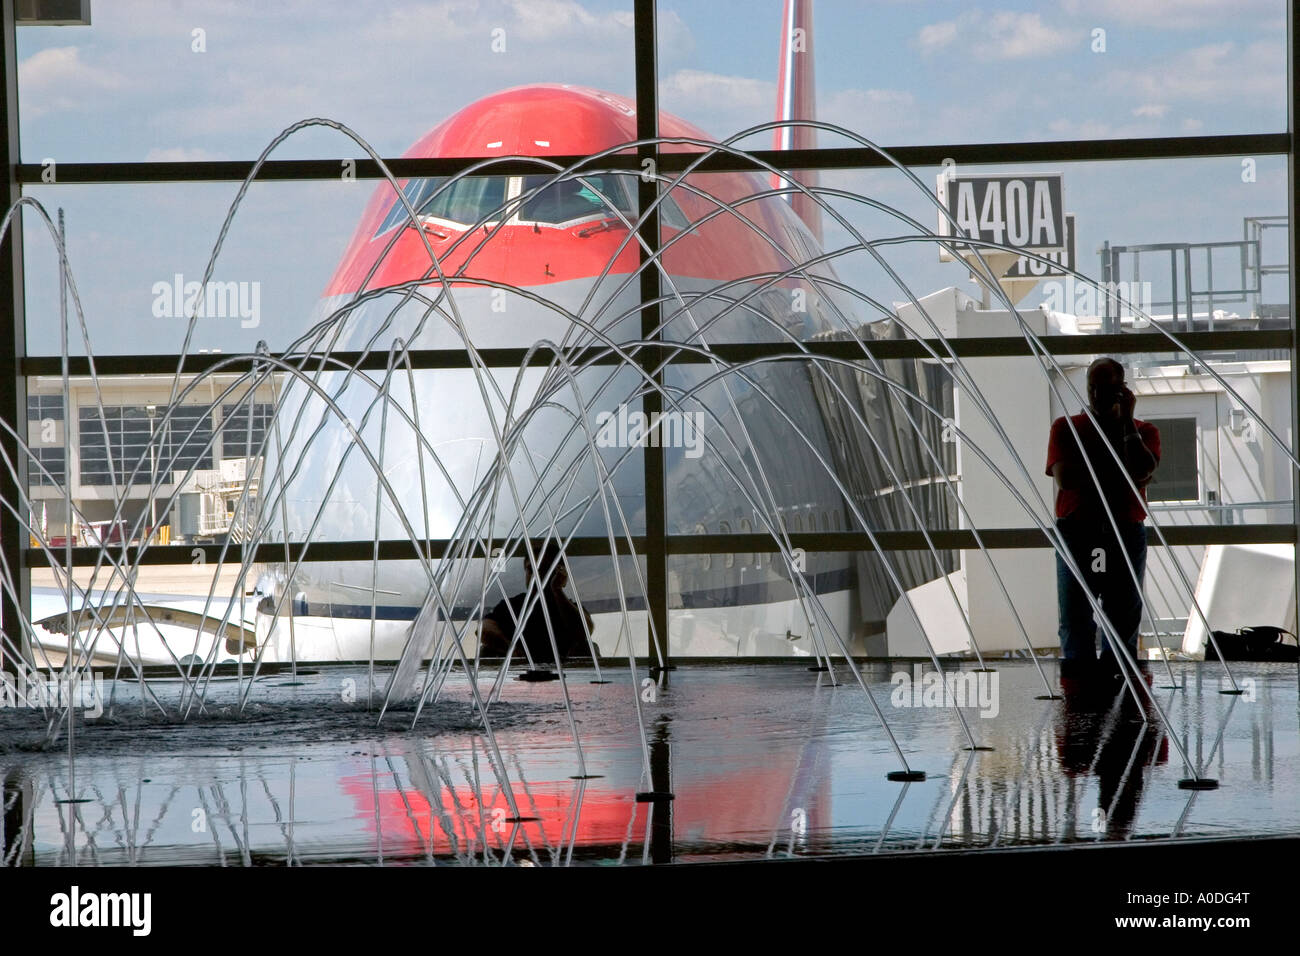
[249,0,953,665]
[13,1,949,672]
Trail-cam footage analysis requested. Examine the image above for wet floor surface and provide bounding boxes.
[2,660,1297,865]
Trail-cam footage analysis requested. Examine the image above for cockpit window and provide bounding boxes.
[375,176,509,236]
[374,172,690,235]
[518,173,636,225]
[657,188,690,230]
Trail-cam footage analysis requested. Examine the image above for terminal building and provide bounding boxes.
[25,372,277,544]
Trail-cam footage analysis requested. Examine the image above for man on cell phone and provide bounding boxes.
[1045,357,1161,686]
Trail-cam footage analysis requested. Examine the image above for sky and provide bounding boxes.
[12,0,1291,355]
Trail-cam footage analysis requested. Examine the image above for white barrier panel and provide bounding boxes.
[886,570,969,657]
[1181,543,1296,657]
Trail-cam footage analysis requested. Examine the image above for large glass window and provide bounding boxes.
[26,393,63,421]
[78,404,213,486]
[4,1,1293,665]
[19,181,370,356]
[29,445,65,486]
[221,401,274,458]
[15,1,637,162]
[519,173,637,225]
[375,176,511,235]
[658,0,1287,150]
[1146,416,1200,503]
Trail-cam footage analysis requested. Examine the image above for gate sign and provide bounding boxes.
[1003,214,1075,279]
[936,173,1065,261]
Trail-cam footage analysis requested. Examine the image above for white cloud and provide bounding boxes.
[1060,0,1283,30]
[660,70,922,147]
[1101,39,1283,103]
[1034,45,1280,141]
[823,88,920,142]
[659,69,774,139]
[1131,103,1168,118]
[18,46,127,117]
[917,11,1076,60]
[506,0,631,41]
[654,9,694,70]
[365,1,480,45]
[1047,117,1141,139]
[657,69,932,152]
[20,0,648,159]
[916,20,959,54]
[983,12,1075,58]
[661,69,773,111]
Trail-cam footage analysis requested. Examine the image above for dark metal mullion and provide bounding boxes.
[25,524,1297,569]
[0,0,26,674]
[634,0,668,671]
[657,525,1297,552]
[1290,0,1300,638]
[21,329,1294,377]
[17,156,641,184]
[699,133,1291,170]
[14,133,1290,184]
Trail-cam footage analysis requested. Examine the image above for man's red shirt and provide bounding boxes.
[1045,412,1160,521]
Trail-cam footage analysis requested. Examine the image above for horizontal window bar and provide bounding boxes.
[667,525,1296,552]
[22,330,1293,376]
[26,535,646,569]
[24,524,1295,569]
[689,134,1291,173]
[14,132,1288,185]
[16,155,640,184]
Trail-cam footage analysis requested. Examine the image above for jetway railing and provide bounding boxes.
[1100,216,1290,335]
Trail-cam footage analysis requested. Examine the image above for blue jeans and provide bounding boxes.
[1055,514,1147,668]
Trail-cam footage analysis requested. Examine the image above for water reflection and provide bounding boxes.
[0,662,1295,865]
[1055,678,1170,840]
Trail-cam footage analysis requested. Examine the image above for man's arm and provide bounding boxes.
[1116,389,1158,486]
[1119,425,1158,486]
[1048,419,1089,491]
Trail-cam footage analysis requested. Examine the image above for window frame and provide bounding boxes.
[0,1,1294,675]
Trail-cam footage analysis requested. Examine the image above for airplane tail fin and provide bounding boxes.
[771,0,822,243]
